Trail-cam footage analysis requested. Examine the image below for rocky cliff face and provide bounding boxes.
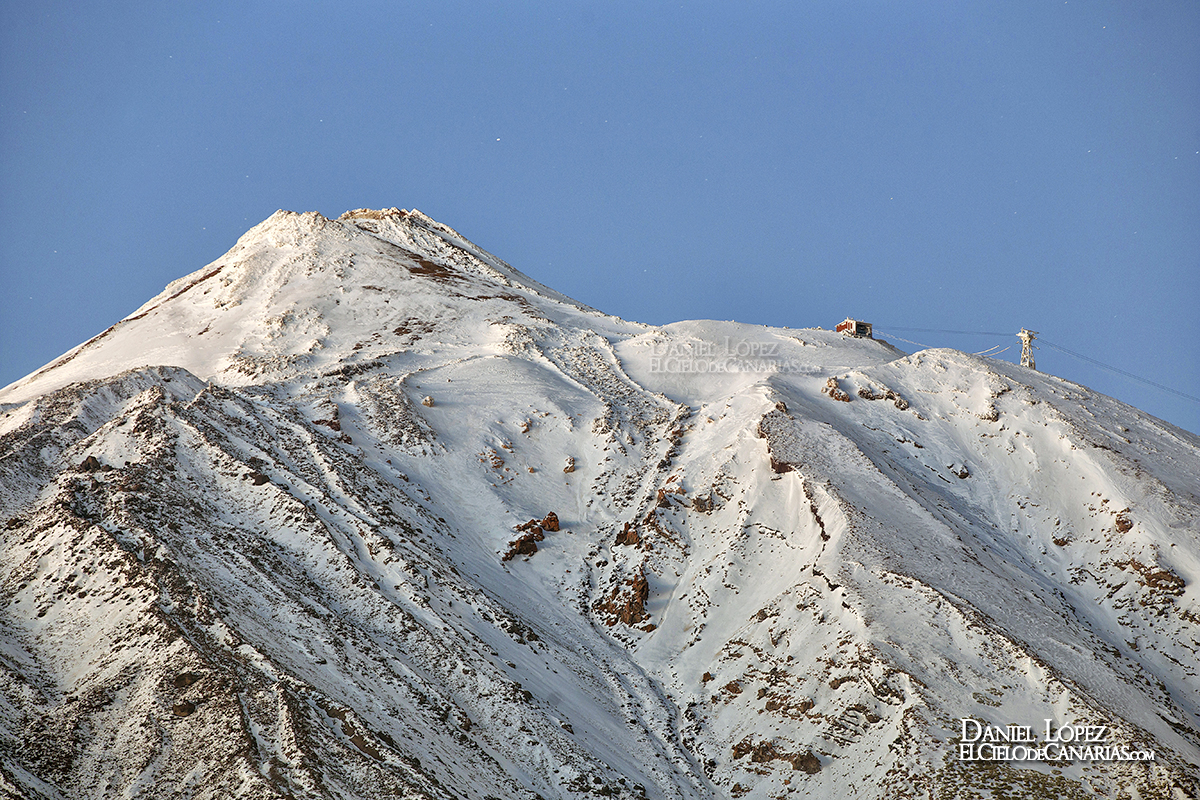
[1,209,1197,799]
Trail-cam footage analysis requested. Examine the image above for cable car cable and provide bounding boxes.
[1038,339,1200,404]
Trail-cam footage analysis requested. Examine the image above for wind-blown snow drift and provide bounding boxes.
[1,207,1197,800]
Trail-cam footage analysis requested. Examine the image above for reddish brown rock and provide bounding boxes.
[501,527,544,561]
[596,568,650,626]
[617,571,650,625]
[790,751,821,774]
[732,737,821,773]
[821,377,851,402]
[173,672,202,689]
[615,522,639,546]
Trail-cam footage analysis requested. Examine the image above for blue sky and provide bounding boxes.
[2,2,1198,432]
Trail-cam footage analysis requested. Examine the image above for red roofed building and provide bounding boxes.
[836,318,872,338]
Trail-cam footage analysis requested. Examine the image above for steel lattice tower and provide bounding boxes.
[1017,328,1038,370]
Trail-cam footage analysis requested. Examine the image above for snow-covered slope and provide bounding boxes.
[1,208,1197,800]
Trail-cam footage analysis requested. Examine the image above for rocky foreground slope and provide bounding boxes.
[1,208,1197,800]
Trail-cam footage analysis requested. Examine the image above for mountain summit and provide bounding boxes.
[1,209,1197,800]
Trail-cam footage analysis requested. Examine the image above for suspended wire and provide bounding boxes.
[874,323,1200,405]
[876,325,1011,337]
[877,328,1010,359]
[874,326,1008,352]
[877,332,937,350]
[1039,339,1200,404]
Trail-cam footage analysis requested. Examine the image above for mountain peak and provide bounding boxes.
[0,207,598,404]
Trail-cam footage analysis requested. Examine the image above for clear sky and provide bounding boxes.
[2,2,1198,433]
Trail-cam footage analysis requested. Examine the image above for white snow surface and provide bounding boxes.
[1,208,1198,800]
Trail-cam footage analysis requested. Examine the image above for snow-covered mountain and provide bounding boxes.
[1,207,1197,800]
